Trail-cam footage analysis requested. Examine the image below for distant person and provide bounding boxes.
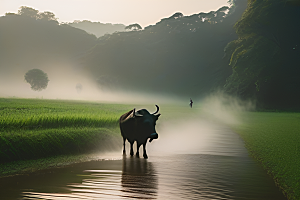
[189,98,193,108]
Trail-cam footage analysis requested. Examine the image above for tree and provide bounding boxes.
[24,69,49,91]
[18,6,39,19]
[125,23,142,31]
[170,12,183,19]
[39,11,58,22]
[5,12,17,16]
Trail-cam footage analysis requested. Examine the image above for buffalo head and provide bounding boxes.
[133,105,160,143]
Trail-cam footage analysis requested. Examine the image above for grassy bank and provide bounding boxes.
[232,112,300,200]
[0,98,133,164]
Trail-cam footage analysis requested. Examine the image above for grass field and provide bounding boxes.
[0,98,133,164]
[0,98,188,177]
[232,112,300,200]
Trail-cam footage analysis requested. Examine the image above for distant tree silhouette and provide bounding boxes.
[0,7,97,77]
[170,12,183,19]
[5,13,17,16]
[16,6,58,22]
[125,23,142,31]
[68,20,126,37]
[24,69,49,91]
[39,11,58,21]
[82,2,248,96]
[18,6,39,19]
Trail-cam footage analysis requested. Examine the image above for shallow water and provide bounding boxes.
[0,120,286,199]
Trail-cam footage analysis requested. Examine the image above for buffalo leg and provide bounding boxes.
[123,137,126,155]
[136,142,141,158]
[130,142,134,156]
[143,143,148,159]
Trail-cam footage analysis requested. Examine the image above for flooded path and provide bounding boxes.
[0,120,286,199]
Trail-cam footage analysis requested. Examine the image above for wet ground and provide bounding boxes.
[0,119,286,199]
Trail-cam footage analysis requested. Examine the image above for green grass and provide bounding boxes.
[0,98,133,163]
[232,112,300,200]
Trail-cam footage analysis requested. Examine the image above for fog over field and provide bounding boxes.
[0,62,187,104]
[0,1,247,105]
[145,91,255,155]
[1,0,298,110]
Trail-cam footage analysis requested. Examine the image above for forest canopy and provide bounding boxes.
[223,0,300,109]
[1,2,299,109]
[79,0,247,96]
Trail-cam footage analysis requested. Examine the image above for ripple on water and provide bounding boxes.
[0,121,286,200]
[19,154,286,200]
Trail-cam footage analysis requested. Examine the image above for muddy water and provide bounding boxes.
[0,120,286,199]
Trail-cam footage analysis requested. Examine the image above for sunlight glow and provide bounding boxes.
[0,0,229,26]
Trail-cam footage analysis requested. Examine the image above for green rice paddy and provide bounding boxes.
[232,112,300,200]
[0,98,133,163]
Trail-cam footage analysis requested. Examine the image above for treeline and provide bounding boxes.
[0,6,97,74]
[68,20,126,37]
[224,0,300,109]
[0,3,248,98]
[2,1,298,109]
[80,0,248,96]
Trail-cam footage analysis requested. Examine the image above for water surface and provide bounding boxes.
[0,120,286,199]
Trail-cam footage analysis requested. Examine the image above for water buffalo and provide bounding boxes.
[119,105,160,159]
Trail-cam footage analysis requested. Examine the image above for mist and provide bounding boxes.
[0,2,255,156]
[0,61,187,105]
[146,91,255,156]
[0,3,249,105]
[98,91,256,156]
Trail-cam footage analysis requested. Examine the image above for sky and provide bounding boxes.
[0,0,229,27]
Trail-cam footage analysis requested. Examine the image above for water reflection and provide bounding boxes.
[121,158,157,199]
[17,158,159,199]
[0,153,286,200]
[0,119,287,200]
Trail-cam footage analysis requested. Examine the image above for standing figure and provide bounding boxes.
[189,98,193,108]
[119,105,160,159]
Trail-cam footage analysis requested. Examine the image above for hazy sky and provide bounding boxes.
[1,0,229,27]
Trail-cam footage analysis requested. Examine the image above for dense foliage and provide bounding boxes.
[0,4,249,99]
[224,0,300,109]
[24,69,49,91]
[2,2,299,109]
[0,7,97,77]
[80,1,247,96]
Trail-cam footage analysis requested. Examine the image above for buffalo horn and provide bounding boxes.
[152,105,159,115]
